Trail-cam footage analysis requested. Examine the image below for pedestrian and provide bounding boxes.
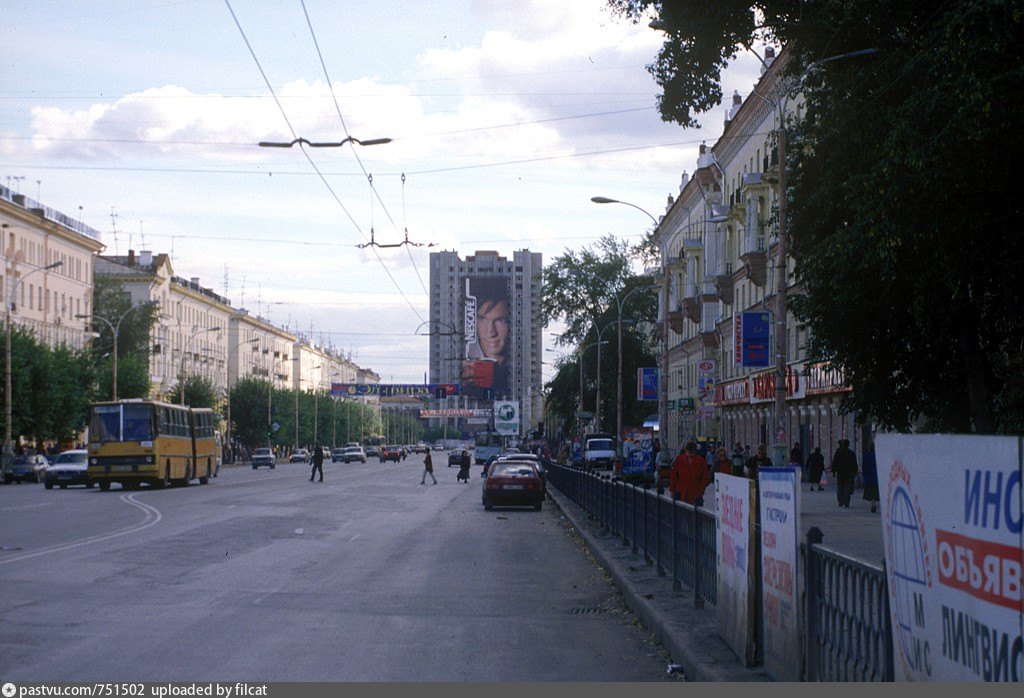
[831,438,858,507]
[806,446,826,491]
[421,448,437,485]
[746,443,772,479]
[457,449,471,483]
[309,441,324,482]
[730,442,745,476]
[788,441,804,481]
[712,446,732,480]
[861,439,879,513]
[668,441,711,506]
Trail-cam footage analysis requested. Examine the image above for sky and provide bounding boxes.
[1,0,765,384]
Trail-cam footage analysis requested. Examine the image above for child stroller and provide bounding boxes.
[457,451,471,482]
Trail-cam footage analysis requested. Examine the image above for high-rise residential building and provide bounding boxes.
[428,249,543,439]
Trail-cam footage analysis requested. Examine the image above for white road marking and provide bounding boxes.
[0,493,162,565]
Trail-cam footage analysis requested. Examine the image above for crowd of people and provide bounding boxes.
[659,436,879,512]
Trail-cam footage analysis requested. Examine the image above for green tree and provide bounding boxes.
[88,276,160,399]
[541,235,659,435]
[227,377,274,447]
[166,375,218,409]
[608,0,1024,432]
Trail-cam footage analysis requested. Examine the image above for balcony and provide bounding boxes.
[714,274,735,305]
[667,308,685,335]
[740,249,768,287]
[682,296,701,324]
[699,329,720,350]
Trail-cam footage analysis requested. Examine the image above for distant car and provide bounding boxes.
[3,454,50,484]
[44,449,91,489]
[289,448,310,463]
[252,447,276,469]
[331,447,347,463]
[340,446,366,463]
[380,445,401,463]
[365,446,380,458]
[448,449,466,467]
[432,444,444,451]
[482,461,544,511]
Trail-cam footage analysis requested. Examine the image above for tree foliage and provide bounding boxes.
[608,0,1024,433]
[88,276,160,399]
[541,234,660,435]
[2,326,95,447]
[166,375,218,410]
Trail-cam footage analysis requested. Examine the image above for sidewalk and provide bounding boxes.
[546,476,886,682]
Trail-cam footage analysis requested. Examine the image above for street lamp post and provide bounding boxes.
[76,300,158,401]
[179,326,222,405]
[592,196,664,457]
[615,285,658,461]
[594,320,623,432]
[4,256,63,464]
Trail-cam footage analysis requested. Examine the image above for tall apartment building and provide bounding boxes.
[428,249,543,437]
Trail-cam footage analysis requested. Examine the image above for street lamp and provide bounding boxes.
[224,336,260,462]
[310,364,322,444]
[76,300,159,401]
[615,284,658,461]
[4,256,62,465]
[592,196,666,457]
[594,319,626,431]
[258,135,392,148]
[179,326,222,405]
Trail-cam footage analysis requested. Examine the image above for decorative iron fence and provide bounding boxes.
[544,459,894,681]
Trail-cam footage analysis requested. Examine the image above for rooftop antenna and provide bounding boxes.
[109,208,120,256]
[139,220,146,250]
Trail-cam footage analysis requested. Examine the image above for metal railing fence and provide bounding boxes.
[544,459,894,681]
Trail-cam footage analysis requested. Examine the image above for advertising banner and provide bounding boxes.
[332,383,458,398]
[493,401,520,436]
[463,276,510,398]
[758,467,802,681]
[716,473,758,666]
[620,426,654,479]
[637,367,659,401]
[876,433,1023,682]
[740,310,771,368]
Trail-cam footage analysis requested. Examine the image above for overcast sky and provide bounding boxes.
[1,0,764,384]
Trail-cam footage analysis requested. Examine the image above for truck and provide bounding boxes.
[582,432,616,471]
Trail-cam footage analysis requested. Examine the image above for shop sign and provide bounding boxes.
[716,378,750,406]
[804,361,852,396]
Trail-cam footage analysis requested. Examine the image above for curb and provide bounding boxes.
[547,487,771,682]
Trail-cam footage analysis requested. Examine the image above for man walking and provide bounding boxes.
[421,448,437,485]
[309,441,324,482]
[831,438,858,507]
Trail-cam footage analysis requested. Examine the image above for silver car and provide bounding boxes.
[3,454,50,484]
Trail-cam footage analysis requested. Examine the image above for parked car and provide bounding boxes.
[341,446,366,463]
[379,445,401,462]
[3,454,50,484]
[252,447,276,469]
[289,448,310,463]
[495,452,545,485]
[43,449,91,489]
[482,461,544,511]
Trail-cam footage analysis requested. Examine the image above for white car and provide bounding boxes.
[289,448,310,463]
[44,449,91,489]
[341,446,367,463]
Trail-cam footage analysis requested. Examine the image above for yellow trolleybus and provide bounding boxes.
[87,399,218,491]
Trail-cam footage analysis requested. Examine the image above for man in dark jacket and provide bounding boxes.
[806,446,826,492]
[309,441,325,482]
[831,439,858,507]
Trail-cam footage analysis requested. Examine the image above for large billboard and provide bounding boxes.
[463,276,510,399]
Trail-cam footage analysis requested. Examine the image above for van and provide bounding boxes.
[583,432,616,471]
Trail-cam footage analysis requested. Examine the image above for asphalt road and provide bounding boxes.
[0,455,683,683]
